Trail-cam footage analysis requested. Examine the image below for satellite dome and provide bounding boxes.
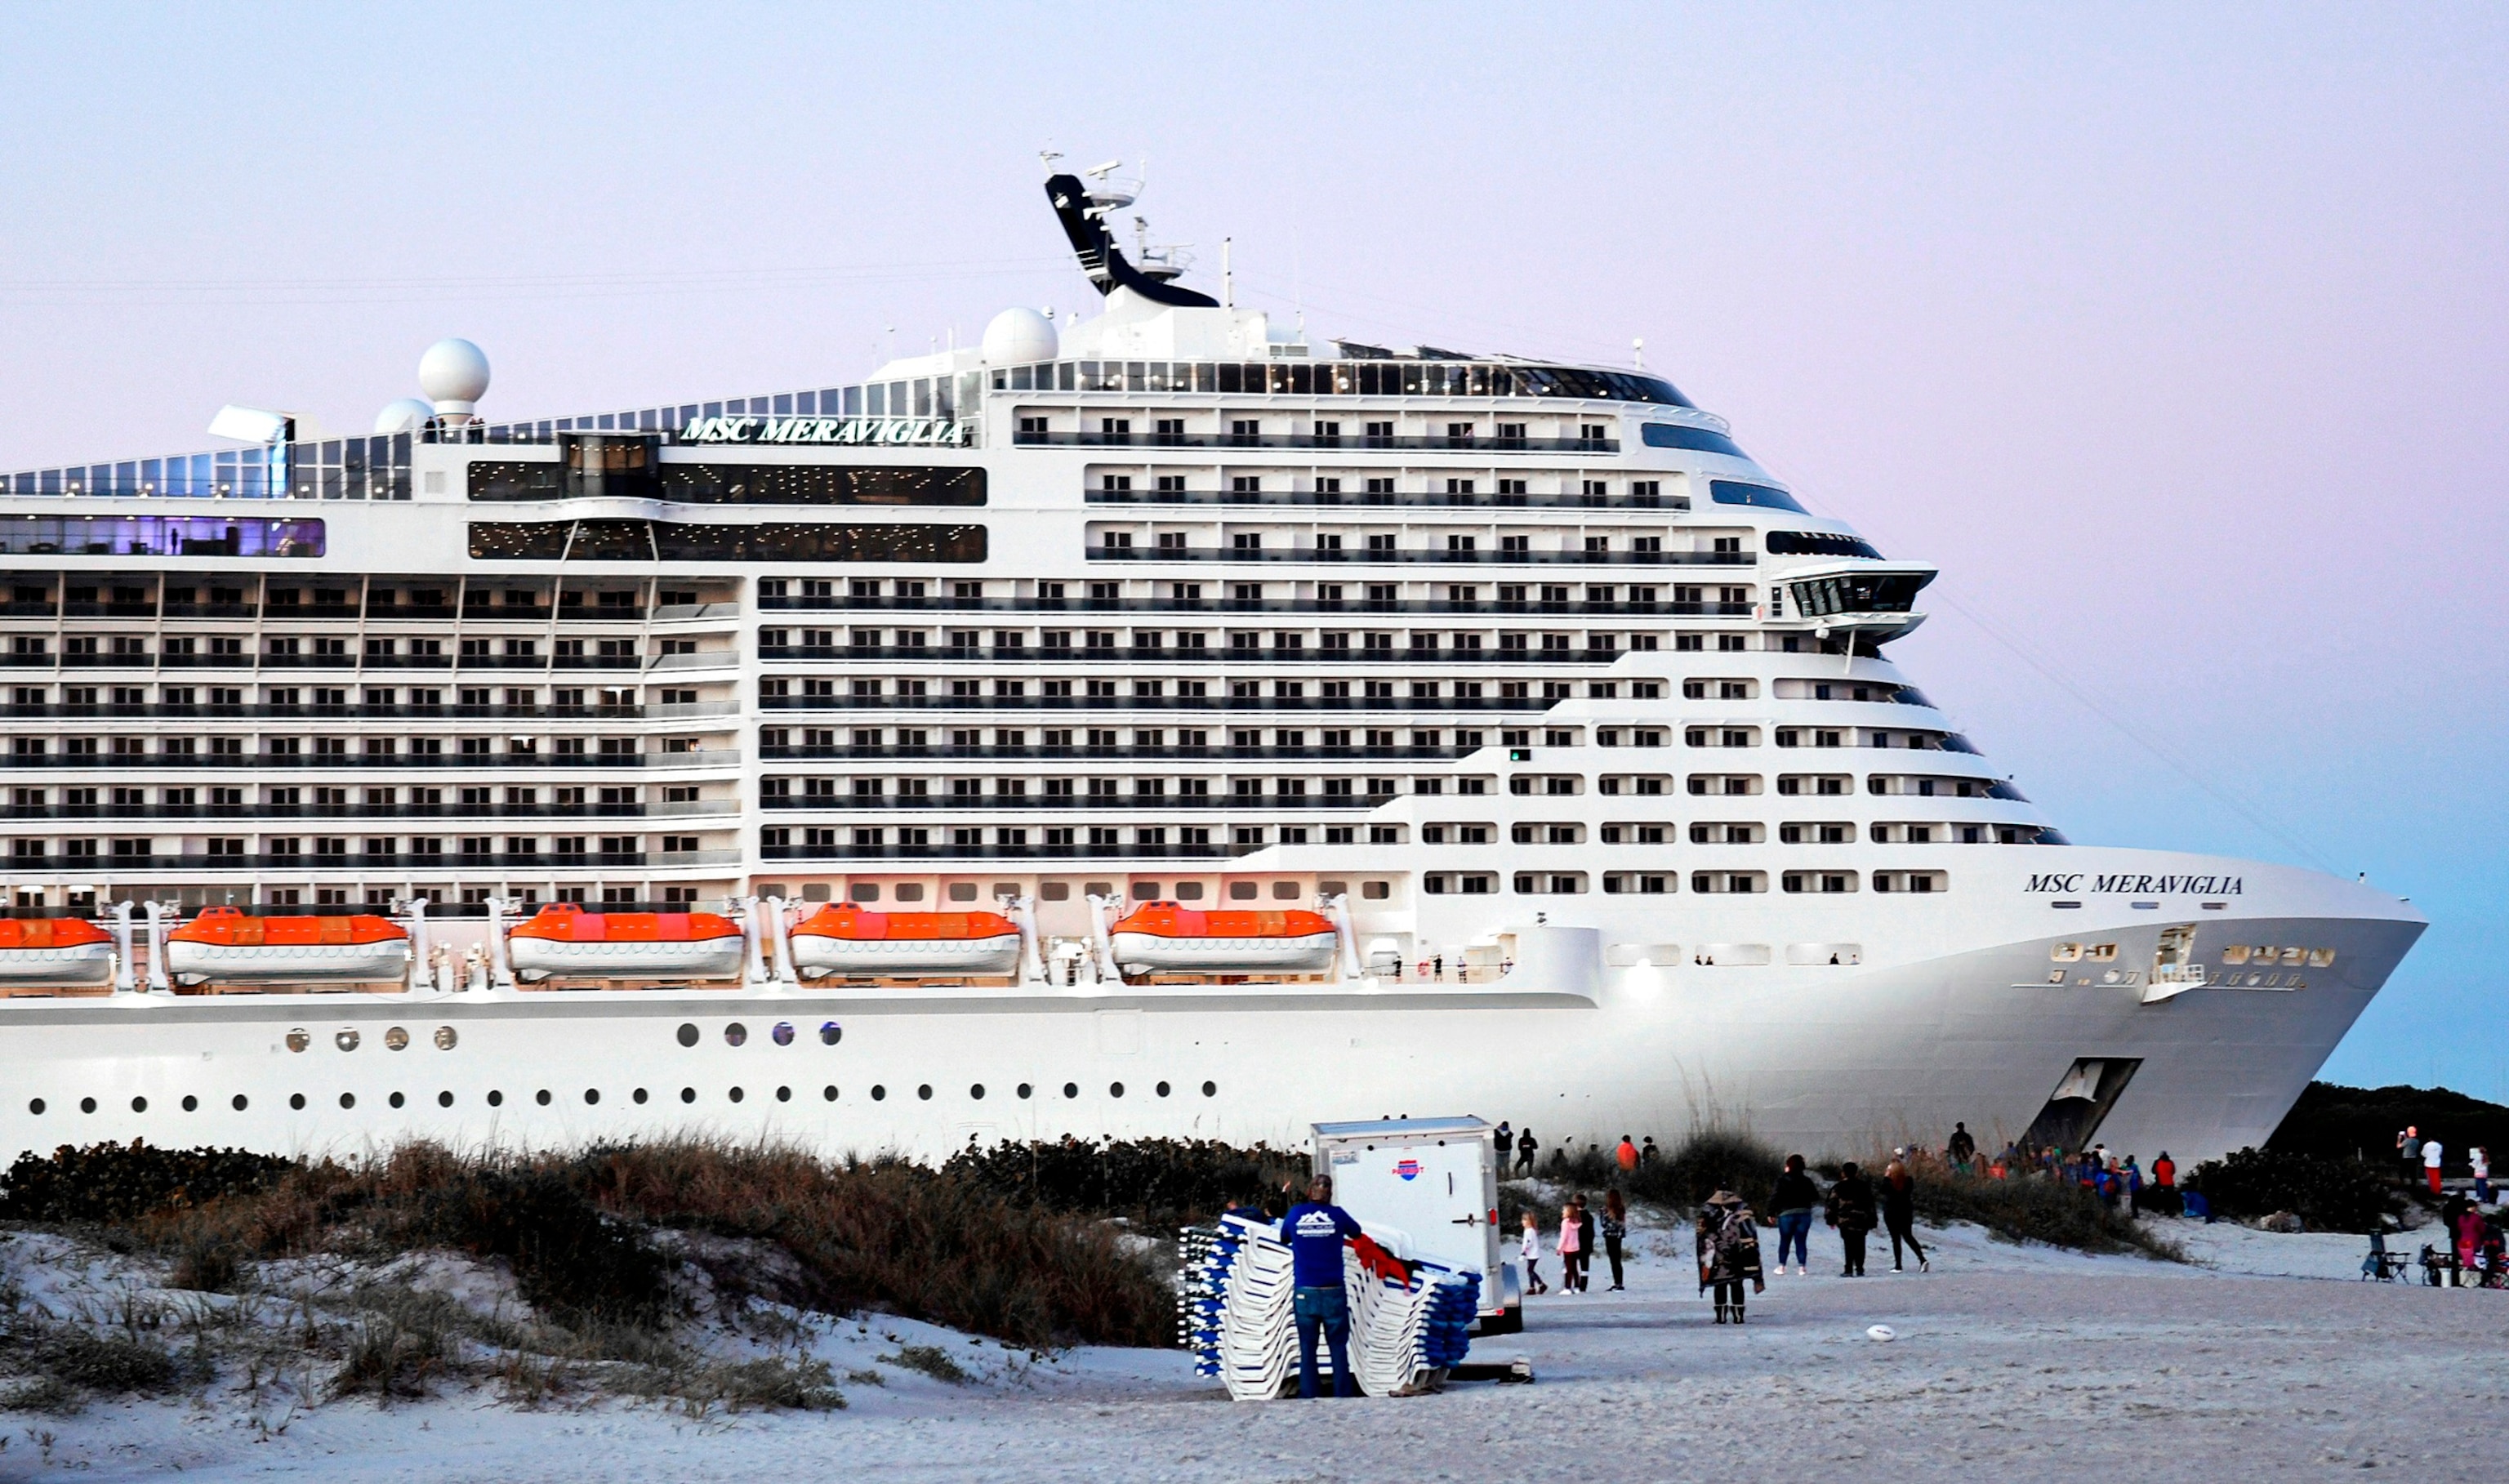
[417,338,491,414]
[980,307,1058,366]
[373,397,435,435]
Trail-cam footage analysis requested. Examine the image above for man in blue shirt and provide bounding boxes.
[1277,1176,1364,1398]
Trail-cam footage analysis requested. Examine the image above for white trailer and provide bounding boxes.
[1312,1116,1519,1333]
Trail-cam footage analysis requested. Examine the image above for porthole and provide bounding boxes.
[434,1026,458,1051]
[585,1089,600,1105]
[385,1027,410,1051]
[916,1085,932,1101]
[285,1029,310,1053]
[1017,1083,1033,1099]
[339,1093,355,1109]
[634,1088,649,1104]
[27,1099,42,1115]
[336,1029,360,1053]
[437,1090,453,1107]
[772,1022,795,1047]
[822,1085,838,1101]
[1063,1082,1078,1099]
[1156,1081,1170,1098]
[487,1090,504,1107]
[724,1023,748,1047]
[872,1085,887,1101]
[232,1094,248,1112]
[676,1023,700,1048]
[1109,1082,1125,1099]
[80,1097,96,1114]
[775,1085,791,1103]
[680,1086,696,1103]
[131,1096,147,1113]
[181,1095,198,1112]
[535,1090,551,1107]
[389,1092,405,1109]
[969,1084,985,1100]
[289,1094,306,1111]
[819,1021,842,1046]
[729,1086,745,1103]
[1201,1081,1217,1097]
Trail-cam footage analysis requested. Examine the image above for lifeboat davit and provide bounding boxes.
[505,904,745,981]
[786,903,1023,977]
[166,907,412,986]
[1108,902,1339,975]
[0,918,114,987]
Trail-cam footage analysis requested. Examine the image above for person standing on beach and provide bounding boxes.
[1695,1189,1766,1323]
[1553,1198,1583,1292]
[1574,1196,1598,1291]
[1517,1128,1538,1175]
[1826,1162,1878,1276]
[1518,1210,1549,1295]
[1881,1156,1930,1272]
[1601,1188,1629,1290]
[1276,1177,1364,1399]
[2424,1136,2446,1197]
[1768,1154,1820,1276]
[1947,1122,1976,1174]
[2400,1125,2421,1185]
[1615,1135,1639,1173]
[2472,1145,2492,1205]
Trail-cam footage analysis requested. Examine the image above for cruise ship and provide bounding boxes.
[0,165,2424,1173]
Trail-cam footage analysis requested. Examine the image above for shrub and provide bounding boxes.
[398,1166,671,1326]
[943,1136,1309,1223]
[1903,1162,2175,1256]
[2268,1081,2509,1176]
[0,1140,293,1223]
[1524,1128,1785,1214]
[2186,1146,2397,1232]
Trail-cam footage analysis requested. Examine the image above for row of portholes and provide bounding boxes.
[26,1079,1222,1116]
[284,1026,460,1053]
[680,1022,842,1048]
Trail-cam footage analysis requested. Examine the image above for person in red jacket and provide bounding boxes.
[2150,1151,2180,1216]
[1615,1135,1639,1172]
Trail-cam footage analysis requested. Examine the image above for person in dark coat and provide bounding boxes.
[1696,1189,1766,1322]
[1946,1122,1976,1174]
[1826,1161,1878,1276]
[1767,1154,1821,1276]
[1516,1128,1538,1175]
[1881,1156,1930,1272]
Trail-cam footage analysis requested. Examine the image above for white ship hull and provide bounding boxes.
[1110,932,1339,975]
[166,940,412,986]
[506,938,746,981]
[788,934,1023,977]
[0,850,2421,1165]
[0,943,114,987]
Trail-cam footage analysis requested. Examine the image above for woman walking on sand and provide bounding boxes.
[1518,1211,1549,1295]
[1556,1197,1584,1293]
[1881,1155,1930,1272]
[1601,1189,1630,1290]
[1826,1161,1878,1276]
[1695,1188,1766,1324]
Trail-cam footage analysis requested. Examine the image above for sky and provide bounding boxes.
[0,3,2501,1099]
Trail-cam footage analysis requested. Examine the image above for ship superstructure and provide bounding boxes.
[0,168,2423,1166]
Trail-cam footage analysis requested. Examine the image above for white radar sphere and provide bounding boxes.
[373,398,435,435]
[1866,1324,1897,1343]
[980,306,1058,366]
[417,337,492,413]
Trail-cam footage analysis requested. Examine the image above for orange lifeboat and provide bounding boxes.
[505,903,746,982]
[0,917,114,987]
[1107,902,1340,975]
[165,907,411,985]
[786,903,1023,977]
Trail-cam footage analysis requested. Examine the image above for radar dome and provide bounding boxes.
[417,337,491,414]
[373,398,435,435]
[981,307,1057,366]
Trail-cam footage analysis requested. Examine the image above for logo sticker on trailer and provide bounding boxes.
[1394,1158,1422,1181]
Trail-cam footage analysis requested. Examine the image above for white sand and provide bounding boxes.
[7,1211,2502,1482]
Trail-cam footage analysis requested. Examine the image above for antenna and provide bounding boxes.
[1223,238,1233,308]
[1633,337,1645,371]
